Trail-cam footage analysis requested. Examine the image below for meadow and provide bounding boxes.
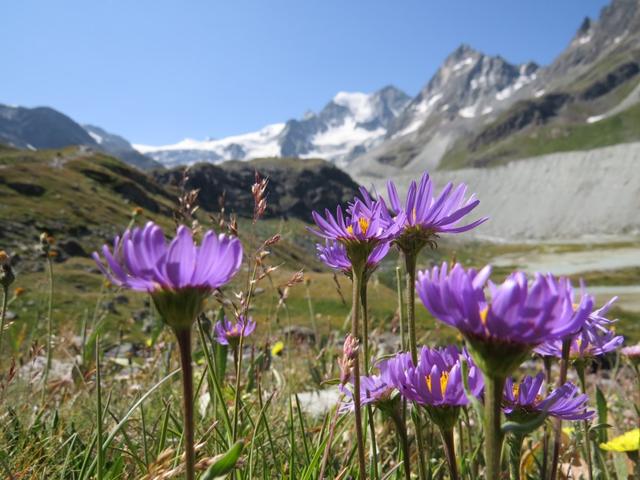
[0,173,639,480]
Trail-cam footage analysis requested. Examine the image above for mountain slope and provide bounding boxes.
[350,0,640,178]
[136,86,410,167]
[83,124,162,170]
[0,103,160,170]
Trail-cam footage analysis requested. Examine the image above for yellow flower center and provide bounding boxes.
[425,371,449,394]
[359,218,369,235]
[512,384,520,398]
[480,306,489,326]
[346,218,370,237]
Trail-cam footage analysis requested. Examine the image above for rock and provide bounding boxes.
[296,388,341,417]
[59,238,88,257]
[283,325,316,345]
[114,294,129,304]
[4,310,17,321]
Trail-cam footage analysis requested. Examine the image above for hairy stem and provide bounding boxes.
[440,426,459,480]
[484,374,506,480]
[550,339,571,480]
[575,362,594,480]
[508,433,525,480]
[96,334,104,480]
[541,356,553,479]
[0,286,8,363]
[361,282,379,480]
[351,266,367,479]
[175,327,195,480]
[43,256,54,395]
[390,409,412,480]
[404,251,428,480]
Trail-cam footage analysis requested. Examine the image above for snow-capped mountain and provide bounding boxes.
[348,46,541,176]
[135,86,410,167]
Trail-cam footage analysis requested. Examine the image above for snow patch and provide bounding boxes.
[458,105,477,118]
[578,35,592,45]
[26,144,37,151]
[88,131,103,144]
[534,89,546,98]
[332,91,375,123]
[393,93,443,138]
[496,71,536,101]
[452,57,474,72]
[481,106,493,115]
[587,114,605,124]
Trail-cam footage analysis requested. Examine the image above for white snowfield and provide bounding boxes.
[134,123,285,161]
[354,142,640,241]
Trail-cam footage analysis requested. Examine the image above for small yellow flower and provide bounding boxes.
[271,341,284,357]
[0,251,9,264]
[14,287,25,297]
[132,207,144,216]
[599,428,640,452]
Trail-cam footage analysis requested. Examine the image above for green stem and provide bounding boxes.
[541,356,553,479]
[175,327,195,480]
[404,252,418,363]
[96,335,104,480]
[550,340,571,480]
[390,408,412,480]
[361,282,379,480]
[484,375,506,480]
[440,426,459,480]
[404,251,428,480]
[0,285,8,362]
[395,266,405,351]
[575,362,594,480]
[43,256,54,393]
[351,266,367,479]
[508,433,525,480]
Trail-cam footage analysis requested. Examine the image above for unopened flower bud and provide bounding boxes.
[0,250,15,289]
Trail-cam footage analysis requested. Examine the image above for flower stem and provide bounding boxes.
[507,433,525,480]
[404,251,428,480]
[175,327,195,480]
[361,282,379,480]
[440,425,459,480]
[43,255,54,395]
[390,408,412,480]
[541,356,553,479]
[0,285,8,363]
[550,339,571,480]
[96,334,104,480]
[575,361,594,480]
[351,266,367,479]
[483,374,506,480]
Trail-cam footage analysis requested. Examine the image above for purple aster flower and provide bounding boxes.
[386,345,484,408]
[93,222,243,330]
[504,373,594,421]
[310,198,399,243]
[316,240,390,276]
[340,360,396,413]
[416,263,592,376]
[214,316,256,346]
[386,172,488,251]
[535,297,623,359]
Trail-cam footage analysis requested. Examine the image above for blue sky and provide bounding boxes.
[2,0,610,145]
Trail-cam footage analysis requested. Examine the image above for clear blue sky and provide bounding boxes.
[2,0,610,145]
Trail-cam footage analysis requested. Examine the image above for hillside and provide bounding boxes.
[155,157,360,222]
[0,147,359,272]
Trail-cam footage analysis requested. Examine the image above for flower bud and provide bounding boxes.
[0,250,15,289]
